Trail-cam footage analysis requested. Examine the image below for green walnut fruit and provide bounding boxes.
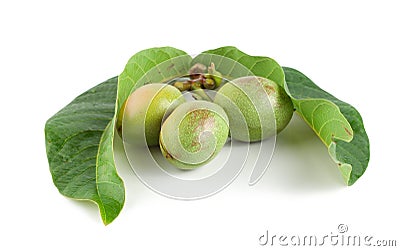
[117,83,185,146]
[159,100,229,169]
[214,76,293,142]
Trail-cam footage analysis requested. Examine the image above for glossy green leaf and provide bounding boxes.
[118,47,191,110]
[202,46,369,185]
[45,47,191,225]
[45,77,124,225]
[193,46,285,86]
[282,67,369,185]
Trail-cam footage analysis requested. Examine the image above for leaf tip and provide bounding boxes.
[338,162,352,185]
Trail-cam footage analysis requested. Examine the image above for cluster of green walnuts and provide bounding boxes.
[117,63,294,169]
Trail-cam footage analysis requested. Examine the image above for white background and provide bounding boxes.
[1,0,399,250]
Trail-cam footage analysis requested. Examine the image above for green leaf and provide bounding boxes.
[45,47,191,225]
[96,118,125,224]
[201,46,369,185]
[118,47,191,110]
[193,46,285,86]
[45,77,124,225]
[282,67,370,185]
